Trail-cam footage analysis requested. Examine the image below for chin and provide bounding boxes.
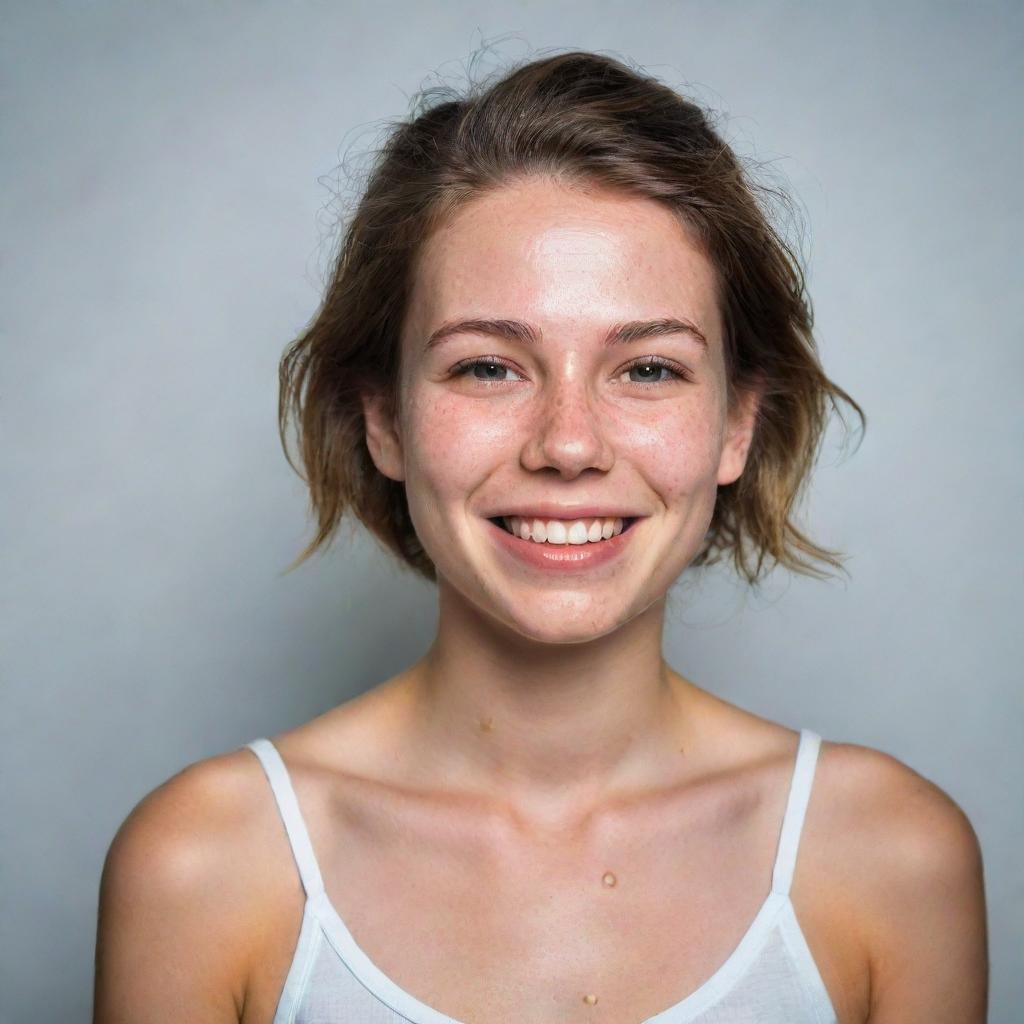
[488,594,640,647]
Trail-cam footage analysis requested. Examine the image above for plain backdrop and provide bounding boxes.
[2,2,1021,1021]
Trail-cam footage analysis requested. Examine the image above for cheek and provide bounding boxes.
[402,394,515,495]
[613,402,724,493]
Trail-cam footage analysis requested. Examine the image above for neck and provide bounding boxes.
[394,581,695,830]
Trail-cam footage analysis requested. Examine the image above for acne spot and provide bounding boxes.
[583,993,599,1005]
[602,870,617,887]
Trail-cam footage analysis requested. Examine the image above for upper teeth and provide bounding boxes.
[502,516,626,545]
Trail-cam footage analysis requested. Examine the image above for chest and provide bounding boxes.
[245,777,866,1024]
[325,849,777,1022]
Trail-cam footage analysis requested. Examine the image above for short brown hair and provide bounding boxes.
[278,49,865,586]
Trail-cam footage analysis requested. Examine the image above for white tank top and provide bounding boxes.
[243,728,838,1023]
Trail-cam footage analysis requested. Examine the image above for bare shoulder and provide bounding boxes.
[94,746,297,1023]
[812,739,988,1022]
[815,739,984,895]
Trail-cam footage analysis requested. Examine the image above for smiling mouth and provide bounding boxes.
[488,516,639,543]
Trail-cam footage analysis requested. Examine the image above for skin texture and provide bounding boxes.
[93,177,987,1023]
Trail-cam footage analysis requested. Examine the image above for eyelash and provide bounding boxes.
[449,356,693,387]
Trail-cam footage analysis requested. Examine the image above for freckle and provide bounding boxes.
[602,871,617,887]
[478,716,494,732]
[583,993,599,1006]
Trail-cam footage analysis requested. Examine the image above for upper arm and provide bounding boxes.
[93,755,259,1024]
[852,750,989,1023]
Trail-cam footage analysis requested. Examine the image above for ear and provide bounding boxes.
[716,379,763,487]
[360,390,406,482]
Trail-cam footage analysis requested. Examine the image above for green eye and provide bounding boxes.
[454,359,521,382]
[449,355,692,387]
[621,357,692,385]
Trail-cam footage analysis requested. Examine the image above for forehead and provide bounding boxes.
[405,177,722,343]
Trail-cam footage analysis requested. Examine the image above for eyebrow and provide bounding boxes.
[424,316,709,351]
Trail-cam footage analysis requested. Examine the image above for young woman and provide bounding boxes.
[93,51,988,1024]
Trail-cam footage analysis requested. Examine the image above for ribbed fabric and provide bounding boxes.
[244,729,837,1023]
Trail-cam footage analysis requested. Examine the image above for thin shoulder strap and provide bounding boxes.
[244,738,325,899]
[770,728,822,897]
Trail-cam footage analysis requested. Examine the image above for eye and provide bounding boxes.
[450,357,524,384]
[619,356,693,386]
[448,355,693,387]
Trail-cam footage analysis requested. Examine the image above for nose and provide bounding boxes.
[519,373,615,479]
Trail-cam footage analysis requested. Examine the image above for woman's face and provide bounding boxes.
[363,175,759,644]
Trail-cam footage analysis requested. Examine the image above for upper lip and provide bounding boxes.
[486,505,645,521]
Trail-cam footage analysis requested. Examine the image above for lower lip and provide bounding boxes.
[485,517,641,573]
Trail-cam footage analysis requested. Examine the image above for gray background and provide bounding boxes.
[2,2,1020,1021]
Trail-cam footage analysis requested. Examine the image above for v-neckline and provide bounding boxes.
[309,885,790,1023]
